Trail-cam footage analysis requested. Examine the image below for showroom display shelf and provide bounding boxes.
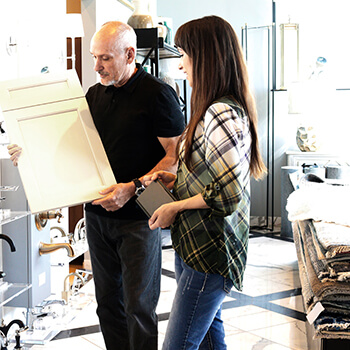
[0,282,31,307]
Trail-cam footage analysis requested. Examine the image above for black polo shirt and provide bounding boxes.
[84,64,185,220]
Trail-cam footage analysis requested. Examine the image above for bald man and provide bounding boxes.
[85,21,185,350]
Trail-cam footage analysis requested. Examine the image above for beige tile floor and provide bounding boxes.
[27,235,311,350]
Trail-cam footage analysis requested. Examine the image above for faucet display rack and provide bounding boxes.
[1,159,51,309]
[0,211,28,226]
[0,186,29,226]
[20,278,95,346]
[0,182,31,308]
[67,240,88,264]
[0,283,31,308]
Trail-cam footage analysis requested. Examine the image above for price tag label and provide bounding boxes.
[306,302,324,324]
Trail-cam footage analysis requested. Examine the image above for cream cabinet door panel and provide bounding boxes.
[0,70,83,112]
[3,97,116,213]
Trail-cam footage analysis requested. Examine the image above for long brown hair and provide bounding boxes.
[174,16,266,180]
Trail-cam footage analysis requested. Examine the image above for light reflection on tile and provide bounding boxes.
[225,331,279,350]
[158,320,168,336]
[161,249,176,271]
[30,336,104,349]
[82,333,106,350]
[241,274,296,297]
[265,270,301,288]
[224,308,297,332]
[222,305,266,319]
[223,323,245,336]
[63,301,99,330]
[251,320,308,350]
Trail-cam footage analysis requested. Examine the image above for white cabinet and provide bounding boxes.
[286,151,349,167]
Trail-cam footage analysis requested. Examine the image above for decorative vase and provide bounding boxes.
[296,125,320,152]
[127,0,154,29]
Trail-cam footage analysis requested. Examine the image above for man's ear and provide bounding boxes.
[126,47,136,63]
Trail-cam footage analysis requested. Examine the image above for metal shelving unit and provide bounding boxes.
[134,28,187,248]
[0,183,31,306]
[0,211,29,226]
[135,28,181,76]
[134,28,187,123]
[0,282,31,307]
[0,171,34,310]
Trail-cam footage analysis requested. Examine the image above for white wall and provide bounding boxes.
[0,0,67,81]
[275,0,350,156]
[81,0,133,92]
[276,0,350,87]
[157,0,350,221]
[0,0,68,190]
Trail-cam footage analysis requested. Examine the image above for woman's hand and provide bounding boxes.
[149,194,210,230]
[143,171,176,190]
[149,201,181,230]
[7,144,22,166]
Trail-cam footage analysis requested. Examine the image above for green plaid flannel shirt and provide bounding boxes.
[171,98,251,291]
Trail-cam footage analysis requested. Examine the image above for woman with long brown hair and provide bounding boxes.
[145,15,266,349]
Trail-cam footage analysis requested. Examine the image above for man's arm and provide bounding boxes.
[91,135,181,211]
[140,136,179,180]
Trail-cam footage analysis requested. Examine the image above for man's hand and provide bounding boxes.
[92,182,135,211]
[7,144,22,166]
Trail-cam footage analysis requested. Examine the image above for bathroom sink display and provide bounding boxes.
[19,279,95,345]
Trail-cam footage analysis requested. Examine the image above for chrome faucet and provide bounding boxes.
[37,299,66,308]
[0,234,15,252]
[74,218,86,241]
[27,299,66,331]
[39,242,75,257]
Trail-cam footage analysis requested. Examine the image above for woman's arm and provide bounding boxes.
[201,102,250,215]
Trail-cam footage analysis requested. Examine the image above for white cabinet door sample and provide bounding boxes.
[0,71,84,112]
[0,71,116,213]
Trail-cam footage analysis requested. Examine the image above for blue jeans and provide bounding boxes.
[85,211,161,350]
[162,252,234,350]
